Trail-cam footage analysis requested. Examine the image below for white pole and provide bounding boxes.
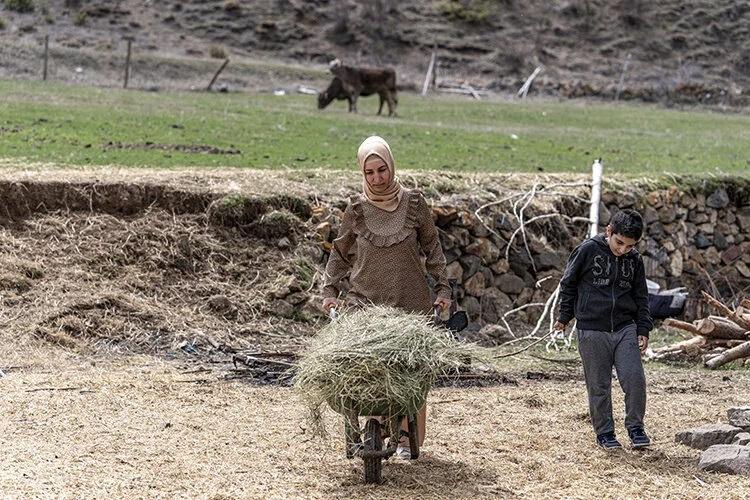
[517,66,543,99]
[422,51,436,96]
[588,158,603,238]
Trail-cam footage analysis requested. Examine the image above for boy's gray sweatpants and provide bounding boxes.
[577,323,646,436]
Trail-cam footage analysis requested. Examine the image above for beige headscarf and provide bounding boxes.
[356,136,403,212]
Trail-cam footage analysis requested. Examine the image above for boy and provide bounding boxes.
[554,209,653,450]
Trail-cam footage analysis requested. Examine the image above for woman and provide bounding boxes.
[322,135,451,459]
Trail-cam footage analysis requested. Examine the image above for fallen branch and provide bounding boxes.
[705,340,750,369]
[702,291,750,330]
[663,318,702,336]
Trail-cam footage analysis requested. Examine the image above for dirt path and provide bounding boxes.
[1,343,749,499]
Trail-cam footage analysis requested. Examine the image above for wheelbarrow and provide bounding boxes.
[327,295,467,484]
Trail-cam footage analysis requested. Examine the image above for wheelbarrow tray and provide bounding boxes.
[326,379,431,417]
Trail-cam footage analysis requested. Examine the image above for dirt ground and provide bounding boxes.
[2,338,749,499]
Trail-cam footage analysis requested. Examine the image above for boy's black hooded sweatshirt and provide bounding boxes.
[558,234,653,337]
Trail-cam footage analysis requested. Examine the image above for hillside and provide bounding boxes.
[0,0,749,105]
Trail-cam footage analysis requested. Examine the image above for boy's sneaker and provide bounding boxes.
[395,446,412,460]
[596,432,623,450]
[628,427,651,449]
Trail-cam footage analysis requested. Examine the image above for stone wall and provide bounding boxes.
[317,180,750,332]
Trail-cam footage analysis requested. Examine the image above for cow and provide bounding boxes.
[319,59,398,116]
[317,77,386,115]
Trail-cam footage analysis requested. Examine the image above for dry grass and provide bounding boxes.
[1,341,748,499]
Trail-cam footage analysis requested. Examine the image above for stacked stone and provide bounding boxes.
[431,205,566,332]
[608,186,750,292]
[317,182,750,331]
[675,406,750,475]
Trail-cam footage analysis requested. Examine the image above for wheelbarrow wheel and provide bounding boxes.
[363,418,383,484]
[407,414,420,460]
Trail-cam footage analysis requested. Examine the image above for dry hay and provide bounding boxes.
[295,306,495,436]
[0,206,326,357]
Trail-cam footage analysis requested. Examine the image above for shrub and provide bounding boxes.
[209,45,227,59]
[223,0,240,12]
[3,0,35,13]
[73,10,87,26]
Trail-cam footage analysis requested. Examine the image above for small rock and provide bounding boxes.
[728,407,750,428]
[646,191,662,208]
[722,245,743,265]
[732,433,750,446]
[706,188,730,209]
[643,206,659,224]
[737,262,750,279]
[459,254,482,280]
[669,250,683,277]
[694,233,712,249]
[737,209,750,232]
[476,324,512,344]
[460,296,481,321]
[658,206,677,224]
[495,273,526,295]
[464,272,487,297]
[446,261,463,282]
[480,287,512,324]
[705,247,721,266]
[536,252,563,271]
[714,232,729,251]
[698,445,750,475]
[675,423,743,450]
[598,202,611,225]
[432,206,458,228]
[491,259,510,274]
[466,237,500,264]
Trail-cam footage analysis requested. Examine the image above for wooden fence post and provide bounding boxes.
[123,38,133,89]
[421,51,436,96]
[207,58,230,91]
[42,34,49,81]
[614,53,631,101]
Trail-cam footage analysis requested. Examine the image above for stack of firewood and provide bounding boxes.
[650,292,750,369]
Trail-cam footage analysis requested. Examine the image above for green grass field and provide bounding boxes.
[1,79,749,174]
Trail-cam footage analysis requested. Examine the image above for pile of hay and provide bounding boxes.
[294,305,490,436]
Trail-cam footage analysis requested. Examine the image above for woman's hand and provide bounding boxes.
[553,321,567,332]
[322,297,339,313]
[434,297,451,312]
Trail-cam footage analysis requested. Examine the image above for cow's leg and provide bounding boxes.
[386,91,397,117]
[350,92,359,113]
[347,96,354,112]
[377,93,385,115]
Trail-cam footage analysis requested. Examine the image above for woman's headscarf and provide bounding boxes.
[356,136,403,212]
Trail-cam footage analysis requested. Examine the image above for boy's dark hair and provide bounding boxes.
[610,209,644,240]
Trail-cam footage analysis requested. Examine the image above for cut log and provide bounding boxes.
[663,318,702,336]
[696,317,750,340]
[701,291,750,330]
[652,335,707,353]
[705,340,750,369]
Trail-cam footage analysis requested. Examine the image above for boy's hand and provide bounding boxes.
[638,335,648,353]
[553,321,567,332]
